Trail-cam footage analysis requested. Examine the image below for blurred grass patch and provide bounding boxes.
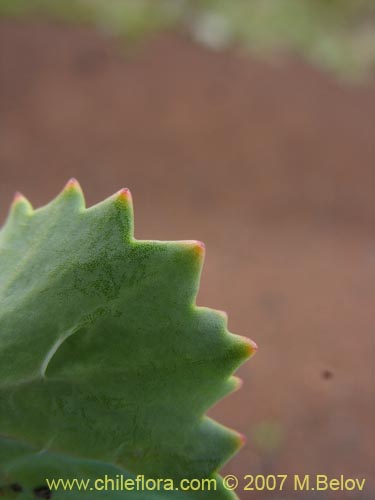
[0,0,184,40]
[0,0,374,79]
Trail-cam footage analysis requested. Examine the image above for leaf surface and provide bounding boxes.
[0,181,256,498]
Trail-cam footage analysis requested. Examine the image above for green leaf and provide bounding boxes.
[0,180,256,499]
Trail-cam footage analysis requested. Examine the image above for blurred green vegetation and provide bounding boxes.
[0,0,183,39]
[0,0,374,79]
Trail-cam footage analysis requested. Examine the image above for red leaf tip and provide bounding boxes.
[236,433,247,447]
[190,240,205,257]
[12,191,25,204]
[117,188,132,203]
[196,241,205,253]
[246,339,258,357]
[64,178,80,191]
[182,240,206,259]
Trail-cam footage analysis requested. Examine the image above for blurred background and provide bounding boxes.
[0,1,374,498]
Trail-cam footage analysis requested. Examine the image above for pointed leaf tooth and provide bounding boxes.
[13,191,24,204]
[195,418,246,473]
[244,337,258,358]
[115,187,132,204]
[8,191,33,219]
[11,191,32,209]
[181,239,206,260]
[216,376,243,401]
[235,432,247,449]
[40,178,85,215]
[231,334,258,360]
[217,334,258,376]
[87,187,134,242]
[173,241,206,299]
[132,241,208,308]
[64,177,82,193]
[194,240,206,257]
[114,188,134,240]
[55,178,85,209]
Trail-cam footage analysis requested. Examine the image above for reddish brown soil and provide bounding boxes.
[0,20,374,499]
